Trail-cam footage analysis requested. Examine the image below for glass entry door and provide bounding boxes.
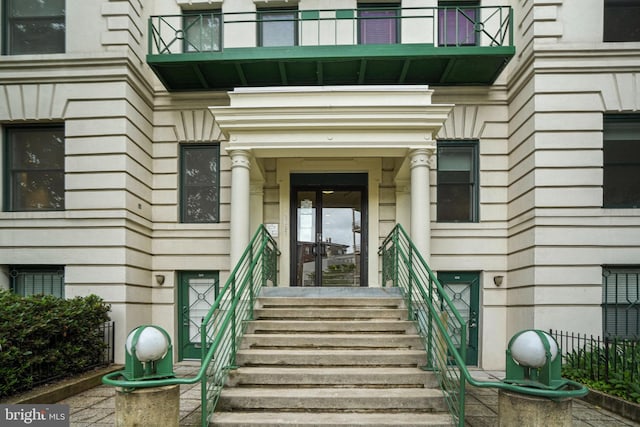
[292,175,366,286]
[178,271,219,360]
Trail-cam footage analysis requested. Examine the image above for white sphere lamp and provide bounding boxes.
[510,330,558,368]
[126,326,169,362]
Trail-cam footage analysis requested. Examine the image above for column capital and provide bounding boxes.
[228,149,251,170]
[409,146,436,169]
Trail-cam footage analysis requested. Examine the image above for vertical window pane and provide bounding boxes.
[359,8,398,45]
[181,144,220,223]
[7,0,65,54]
[438,7,477,46]
[437,143,478,222]
[184,12,221,52]
[7,127,65,211]
[603,116,640,208]
[259,10,297,47]
[604,0,640,42]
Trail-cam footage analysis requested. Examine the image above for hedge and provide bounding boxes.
[0,290,111,398]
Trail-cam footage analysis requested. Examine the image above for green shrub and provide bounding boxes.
[0,290,111,398]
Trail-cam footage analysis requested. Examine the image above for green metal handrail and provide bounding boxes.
[378,224,588,427]
[103,225,280,427]
[148,5,513,55]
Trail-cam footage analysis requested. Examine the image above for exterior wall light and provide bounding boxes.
[155,274,166,285]
[123,325,174,381]
[493,275,504,286]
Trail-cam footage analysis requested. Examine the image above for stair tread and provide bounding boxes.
[221,387,443,398]
[211,411,453,426]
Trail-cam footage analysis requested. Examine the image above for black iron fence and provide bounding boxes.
[550,330,639,385]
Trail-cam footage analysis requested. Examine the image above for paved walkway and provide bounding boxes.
[57,363,640,427]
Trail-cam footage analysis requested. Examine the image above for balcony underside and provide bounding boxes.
[147,44,515,91]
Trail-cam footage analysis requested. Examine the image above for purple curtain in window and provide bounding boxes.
[359,9,397,44]
[438,8,477,46]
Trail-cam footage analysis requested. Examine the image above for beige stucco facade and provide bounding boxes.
[0,0,639,369]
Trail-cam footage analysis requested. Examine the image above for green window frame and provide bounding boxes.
[603,114,640,208]
[257,8,298,47]
[180,143,220,223]
[183,10,222,52]
[3,0,65,55]
[436,140,479,222]
[4,125,65,212]
[357,3,400,45]
[602,267,639,339]
[10,265,65,298]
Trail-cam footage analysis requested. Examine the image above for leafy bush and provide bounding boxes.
[0,291,111,398]
[562,342,640,404]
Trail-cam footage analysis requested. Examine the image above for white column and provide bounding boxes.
[410,147,435,260]
[229,149,251,267]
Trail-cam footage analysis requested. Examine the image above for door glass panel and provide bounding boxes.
[321,191,361,286]
[180,273,218,360]
[296,192,316,286]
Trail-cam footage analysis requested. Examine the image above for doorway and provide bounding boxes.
[437,272,480,365]
[291,173,367,287]
[177,271,219,360]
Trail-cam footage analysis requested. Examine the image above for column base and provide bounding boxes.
[115,384,180,427]
[498,389,572,427]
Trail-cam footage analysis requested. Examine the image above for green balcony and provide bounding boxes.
[147,6,514,91]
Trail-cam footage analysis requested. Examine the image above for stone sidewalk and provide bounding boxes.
[54,363,640,426]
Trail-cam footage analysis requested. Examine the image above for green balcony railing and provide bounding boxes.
[379,224,588,426]
[103,225,280,427]
[147,6,515,90]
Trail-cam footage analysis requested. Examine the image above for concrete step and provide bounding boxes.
[211,411,453,426]
[240,333,424,349]
[217,387,447,412]
[253,307,408,320]
[235,348,427,367]
[245,319,417,334]
[226,366,439,388]
[257,296,404,309]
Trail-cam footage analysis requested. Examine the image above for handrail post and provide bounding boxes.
[230,276,237,367]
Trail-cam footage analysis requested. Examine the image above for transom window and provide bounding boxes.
[358,4,399,45]
[604,0,640,42]
[258,8,298,47]
[5,126,65,212]
[180,144,220,223]
[4,0,65,55]
[603,115,640,208]
[437,141,479,222]
[10,266,65,298]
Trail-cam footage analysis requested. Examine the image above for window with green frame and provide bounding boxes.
[358,3,400,45]
[603,114,640,208]
[180,144,220,223]
[5,125,65,212]
[4,0,65,55]
[436,141,479,222]
[10,266,65,298]
[602,267,639,339]
[183,10,222,52]
[258,8,298,47]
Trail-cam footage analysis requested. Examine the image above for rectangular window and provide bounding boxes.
[258,8,298,47]
[603,267,639,339]
[181,144,220,223]
[604,0,640,42]
[5,0,65,55]
[358,4,399,45]
[437,141,479,222]
[5,126,65,211]
[603,115,640,208]
[10,266,65,298]
[438,1,478,46]
[184,11,222,52]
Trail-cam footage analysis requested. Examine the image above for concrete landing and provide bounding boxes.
[259,286,403,298]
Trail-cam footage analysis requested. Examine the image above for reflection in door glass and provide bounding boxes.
[321,191,361,286]
[296,192,316,286]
